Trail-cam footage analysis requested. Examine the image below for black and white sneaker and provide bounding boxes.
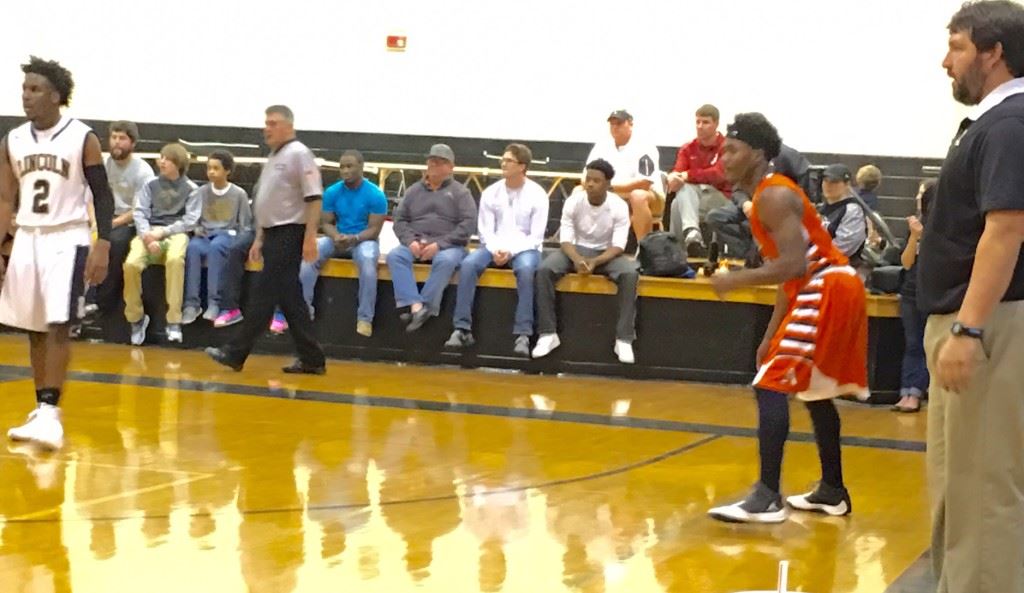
[786,482,852,516]
[708,482,788,524]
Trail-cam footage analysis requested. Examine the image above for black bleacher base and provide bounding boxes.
[69,264,904,402]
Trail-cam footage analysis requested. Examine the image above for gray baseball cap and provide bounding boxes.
[426,143,455,162]
[607,109,633,122]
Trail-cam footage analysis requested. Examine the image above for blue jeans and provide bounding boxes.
[298,236,380,322]
[184,231,236,309]
[386,245,466,315]
[900,294,930,396]
[453,247,539,335]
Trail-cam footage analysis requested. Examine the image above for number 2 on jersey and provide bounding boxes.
[32,179,49,214]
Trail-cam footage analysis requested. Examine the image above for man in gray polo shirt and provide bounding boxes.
[206,105,326,374]
[386,143,476,332]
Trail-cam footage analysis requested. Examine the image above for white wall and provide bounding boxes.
[0,0,980,157]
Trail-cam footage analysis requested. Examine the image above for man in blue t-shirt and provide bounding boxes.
[276,149,387,337]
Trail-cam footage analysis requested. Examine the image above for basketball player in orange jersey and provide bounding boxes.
[706,113,868,523]
[0,57,115,449]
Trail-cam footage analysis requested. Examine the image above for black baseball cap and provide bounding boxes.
[823,163,852,182]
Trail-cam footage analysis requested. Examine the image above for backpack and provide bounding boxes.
[638,232,689,277]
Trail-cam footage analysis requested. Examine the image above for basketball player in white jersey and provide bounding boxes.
[0,57,115,449]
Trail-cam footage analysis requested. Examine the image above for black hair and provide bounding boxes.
[920,178,937,222]
[949,0,1024,77]
[585,158,615,182]
[208,150,235,172]
[341,149,365,165]
[21,56,73,106]
[726,112,782,162]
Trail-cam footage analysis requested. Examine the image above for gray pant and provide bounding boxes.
[669,183,731,242]
[926,301,1024,593]
[536,247,639,342]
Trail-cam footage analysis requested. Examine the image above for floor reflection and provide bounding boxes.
[0,340,931,593]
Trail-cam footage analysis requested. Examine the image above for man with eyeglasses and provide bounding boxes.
[445,143,548,356]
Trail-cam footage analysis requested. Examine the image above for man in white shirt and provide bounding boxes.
[446,143,549,357]
[584,109,663,243]
[533,158,639,364]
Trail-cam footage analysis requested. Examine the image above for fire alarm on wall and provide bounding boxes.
[386,35,407,52]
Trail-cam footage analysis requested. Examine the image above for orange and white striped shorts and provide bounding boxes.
[753,265,870,401]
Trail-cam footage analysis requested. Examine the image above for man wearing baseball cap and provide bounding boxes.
[583,109,664,243]
[386,143,477,332]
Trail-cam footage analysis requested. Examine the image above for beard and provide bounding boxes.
[951,58,986,105]
[110,146,129,160]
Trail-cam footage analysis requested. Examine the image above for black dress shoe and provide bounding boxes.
[282,360,326,375]
[405,307,431,332]
[205,347,243,372]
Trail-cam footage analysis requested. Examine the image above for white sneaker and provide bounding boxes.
[166,324,183,343]
[130,315,150,346]
[202,305,220,322]
[614,340,635,364]
[7,405,64,450]
[531,333,561,358]
[181,306,201,325]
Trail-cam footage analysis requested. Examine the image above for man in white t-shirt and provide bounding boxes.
[584,109,663,243]
[533,158,639,364]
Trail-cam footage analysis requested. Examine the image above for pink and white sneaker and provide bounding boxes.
[214,309,243,328]
[269,313,288,334]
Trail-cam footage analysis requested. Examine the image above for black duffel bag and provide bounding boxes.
[638,231,688,277]
[869,265,904,294]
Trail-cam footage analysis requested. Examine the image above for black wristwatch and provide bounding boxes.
[950,321,984,340]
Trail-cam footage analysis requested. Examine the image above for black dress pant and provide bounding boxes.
[94,224,135,313]
[222,224,324,366]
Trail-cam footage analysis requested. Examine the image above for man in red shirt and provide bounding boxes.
[666,104,732,256]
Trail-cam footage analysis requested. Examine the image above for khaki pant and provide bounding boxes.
[925,301,1024,593]
[123,234,188,324]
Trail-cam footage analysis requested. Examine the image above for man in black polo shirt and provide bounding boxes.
[206,105,326,374]
[917,2,1024,591]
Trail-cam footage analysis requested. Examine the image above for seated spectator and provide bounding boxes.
[123,143,200,345]
[93,121,155,315]
[182,150,252,325]
[818,164,867,265]
[855,164,882,212]
[585,109,663,243]
[446,143,548,356]
[276,149,386,337]
[386,144,476,332]
[665,104,731,256]
[771,143,812,194]
[893,179,935,413]
[533,159,639,364]
[706,143,811,261]
[210,219,255,328]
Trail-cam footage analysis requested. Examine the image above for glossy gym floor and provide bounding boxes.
[0,335,931,593]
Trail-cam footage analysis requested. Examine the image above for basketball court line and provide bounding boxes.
[0,363,926,453]
[5,472,216,523]
[0,435,720,525]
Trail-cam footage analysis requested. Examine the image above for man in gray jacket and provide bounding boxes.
[386,144,476,332]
